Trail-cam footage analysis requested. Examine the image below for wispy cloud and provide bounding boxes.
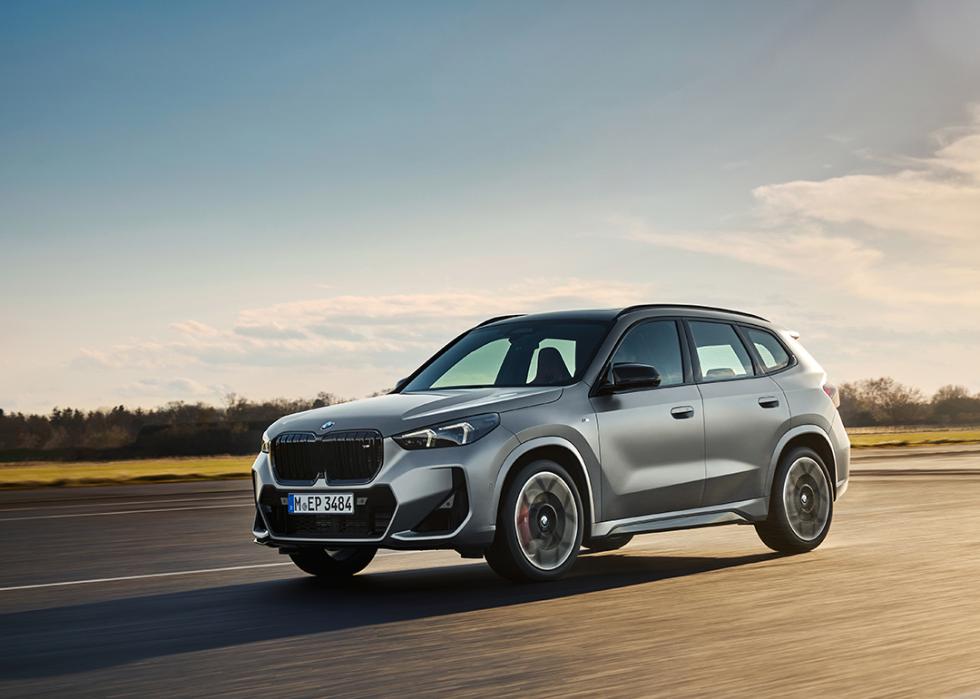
[77,278,655,375]
[753,106,980,242]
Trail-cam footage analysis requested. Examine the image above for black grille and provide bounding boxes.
[271,430,383,484]
[259,485,396,539]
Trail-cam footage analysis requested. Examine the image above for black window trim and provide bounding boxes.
[682,318,760,385]
[735,323,798,376]
[589,317,693,397]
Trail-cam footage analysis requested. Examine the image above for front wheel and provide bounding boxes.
[485,460,585,582]
[755,447,833,553]
[289,546,377,581]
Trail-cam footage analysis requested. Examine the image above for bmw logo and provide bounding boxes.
[320,420,335,430]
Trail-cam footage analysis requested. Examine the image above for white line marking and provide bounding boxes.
[0,551,423,592]
[0,503,251,522]
[0,495,244,513]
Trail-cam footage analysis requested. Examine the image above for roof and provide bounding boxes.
[479,304,769,327]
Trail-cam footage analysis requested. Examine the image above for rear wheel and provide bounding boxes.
[582,534,633,554]
[755,447,833,553]
[289,546,377,581]
[486,460,584,582]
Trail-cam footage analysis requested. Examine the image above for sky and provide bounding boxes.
[1,0,979,413]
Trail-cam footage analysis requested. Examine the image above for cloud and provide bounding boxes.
[76,278,654,374]
[753,107,980,242]
[117,377,230,400]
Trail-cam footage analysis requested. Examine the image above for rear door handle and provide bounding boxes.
[670,405,695,419]
[758,396,780,409]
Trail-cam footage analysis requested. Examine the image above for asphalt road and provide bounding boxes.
[1,452,980,697]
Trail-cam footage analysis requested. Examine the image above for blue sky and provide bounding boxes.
[2,1,980,411]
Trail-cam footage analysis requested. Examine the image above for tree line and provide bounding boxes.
[0,393,349,462]
[838,379,980,427]
[0,379,978,462]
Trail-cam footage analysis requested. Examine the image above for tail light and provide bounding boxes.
[823,382,840,408]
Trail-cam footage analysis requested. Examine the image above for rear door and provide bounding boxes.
[685,320,790,507]
[591,319,705,521]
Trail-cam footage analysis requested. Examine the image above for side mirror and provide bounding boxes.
[601,363,661,393]
[393,377,410,393]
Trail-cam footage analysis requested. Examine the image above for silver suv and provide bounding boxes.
[251,305,849,582]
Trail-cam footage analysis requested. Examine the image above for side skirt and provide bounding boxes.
[592,497,768,538]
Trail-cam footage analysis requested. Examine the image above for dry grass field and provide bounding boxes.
[0,455,253,489]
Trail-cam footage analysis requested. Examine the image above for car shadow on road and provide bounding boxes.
[0,550,778,679]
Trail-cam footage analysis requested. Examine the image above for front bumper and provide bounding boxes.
[251,426,519,550]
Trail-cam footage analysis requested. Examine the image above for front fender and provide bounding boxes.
[491,436,599,527]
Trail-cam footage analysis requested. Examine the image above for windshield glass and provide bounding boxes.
[403,320,610,391]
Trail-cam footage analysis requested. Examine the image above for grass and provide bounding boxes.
[848,429,980,449]
[3,428,980,489]
[0,455,254,489]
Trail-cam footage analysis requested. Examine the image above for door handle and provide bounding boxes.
[670,405,695,419]
[758,396,780,409]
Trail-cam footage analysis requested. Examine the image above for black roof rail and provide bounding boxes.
[616,304,769,322]
[477,313,525,327]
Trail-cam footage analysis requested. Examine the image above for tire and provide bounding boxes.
[755,447,834,554]
[485,460,585,582]
[582,534,633,554]
[289,546,377,581]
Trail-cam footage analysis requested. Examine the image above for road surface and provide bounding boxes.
[1,451,979,697]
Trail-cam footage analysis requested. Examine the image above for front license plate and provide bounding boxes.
[288,492,354,515]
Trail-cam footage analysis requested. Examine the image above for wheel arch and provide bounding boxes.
[493,437,596,529]
[768,425,838,498]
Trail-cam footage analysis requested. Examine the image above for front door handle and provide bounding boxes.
[670,405,695,419]
[758,396,780,409]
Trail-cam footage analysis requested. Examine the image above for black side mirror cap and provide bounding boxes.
[392,377,410,393]
[600,363,661,394]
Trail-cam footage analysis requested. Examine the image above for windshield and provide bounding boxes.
[403,320,610,391]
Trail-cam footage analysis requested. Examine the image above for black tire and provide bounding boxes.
[755,446,834,554]
[485,460,585,583]
[582,534,633,554]
[289,546,377,581]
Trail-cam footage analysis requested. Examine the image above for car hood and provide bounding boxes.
[267,386,563,438]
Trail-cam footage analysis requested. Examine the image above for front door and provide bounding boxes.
[591,320,705,521]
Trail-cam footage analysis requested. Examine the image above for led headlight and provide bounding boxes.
[394,413,500,449]
[260,433,271,453]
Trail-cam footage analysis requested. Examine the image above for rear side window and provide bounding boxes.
[610,320,684,387]
[745,327,792,373]
[688,321,755,382]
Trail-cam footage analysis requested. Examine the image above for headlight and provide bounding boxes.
[261,434,271,453]
[394,413,500,449]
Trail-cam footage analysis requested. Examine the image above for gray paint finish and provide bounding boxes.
[252,305,849,553]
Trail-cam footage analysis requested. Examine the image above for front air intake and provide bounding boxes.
[271,430,384,484]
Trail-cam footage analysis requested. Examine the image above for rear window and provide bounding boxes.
[688,321,755,381]
[745,327,792,373]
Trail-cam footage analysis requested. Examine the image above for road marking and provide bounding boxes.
[0,551,422,592]
[0,503,252,522]
[0,495,244,513]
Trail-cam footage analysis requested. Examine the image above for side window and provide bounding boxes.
[745,327,792,373]
[610,320,684,387]
[688,321,755,381]
[431,338,510,388]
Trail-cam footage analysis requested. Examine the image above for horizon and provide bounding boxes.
[3,1,980,412]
